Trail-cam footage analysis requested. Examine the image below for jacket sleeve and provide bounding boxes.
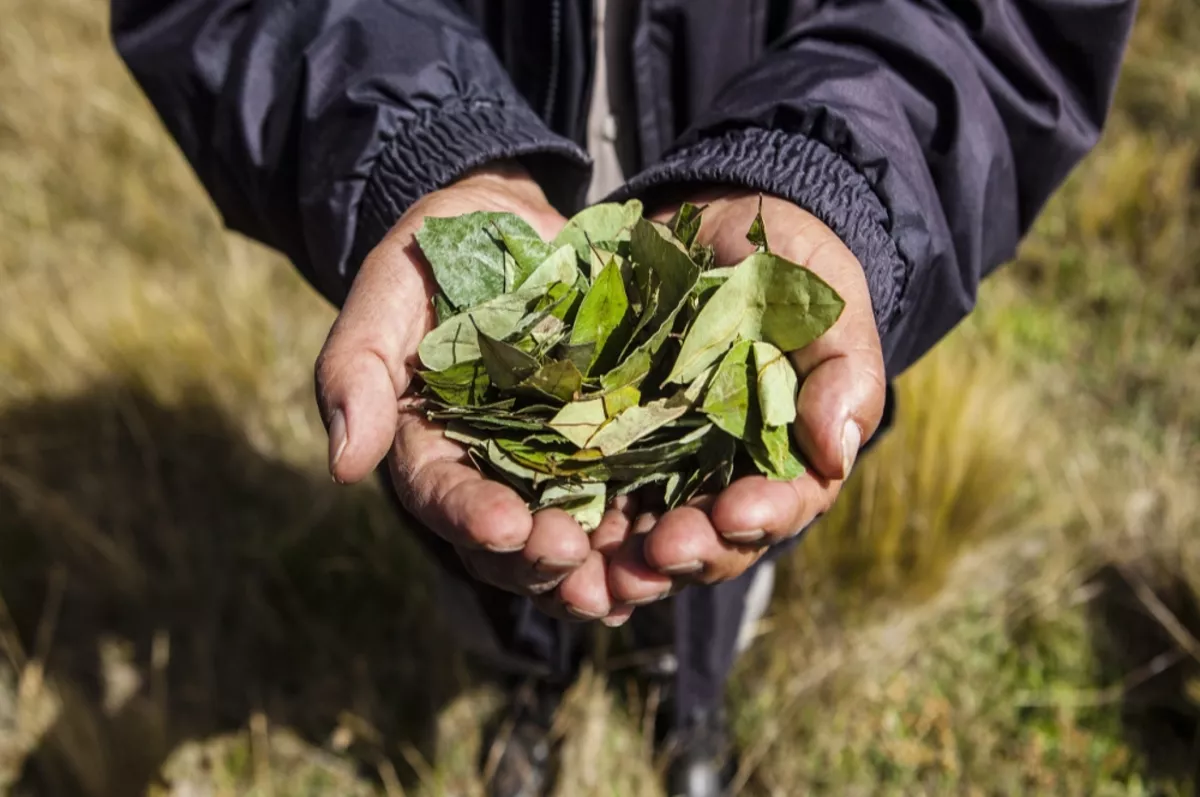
[110,0,590,305]
[619,0,1135,376]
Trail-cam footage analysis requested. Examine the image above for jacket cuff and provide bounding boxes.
[617,128,906,336]
[350,101,591,277]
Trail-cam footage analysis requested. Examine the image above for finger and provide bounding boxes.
[390,409,533,552]
[590,494,639,556]
[709,474,840,545]
[642,506,765,586]
[601,604,635,628]
[556,550,613,621]
[464,550,567,597]
[786,243,886,482]
[607,513,674,606]
[521,508,591,576]
[315,234,437,483]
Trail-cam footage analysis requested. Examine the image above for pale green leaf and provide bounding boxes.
[667,202,705,249]
[748,424,805,481]
[520,244,580,294]
[418,291,537,371]
[491,215,555,283]
[667,253,844,384]
[538,482,606,532]
[602,385,641,417]
[548,398,609,448]
[700,340,754,439]
[752,341,797,427]
[631,218,699,332]
[433,293,456,324]
[747,196,769,253]
[415,212,516,308]
[419,360,490,406]
[585,392,694,456]
[553,200,644,262]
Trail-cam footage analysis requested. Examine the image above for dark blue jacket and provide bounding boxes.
[110,0,1135,377]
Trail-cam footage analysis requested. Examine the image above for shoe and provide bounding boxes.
[480,678,564,797]
[664,705,738,797]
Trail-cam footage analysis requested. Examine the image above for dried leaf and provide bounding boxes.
[476,328,538,390]
[667,253,844,384]
[585,392,694,456]
[538,482,606,532]
[746,196,769,253]
[570,258,632,375]
[420,360,491,406]
[416,212,518,308]
[668,202,705,249]
[748,424,805,481]
[548,398,609,448]
[700,340,753,439]
[752,341,797,427]
[553,200,644,262]
[519,359,584,403]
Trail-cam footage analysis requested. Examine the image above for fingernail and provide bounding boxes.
[625,590,673,607]
[660,560,703,576]
[602,614,631,628]
[534,557,585,574]
[484,542,525,554]
[328,408,348,479]
[566,605,607,621]
[722,529,766,544]
[842,419,862,479]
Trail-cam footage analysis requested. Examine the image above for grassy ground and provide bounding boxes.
[1,0,1197,794]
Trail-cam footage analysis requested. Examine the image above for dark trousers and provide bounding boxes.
[381,466,796,727]
[387,388,893,726]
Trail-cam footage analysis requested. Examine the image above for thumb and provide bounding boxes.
[787,255,886,483]
[315,233,436,483]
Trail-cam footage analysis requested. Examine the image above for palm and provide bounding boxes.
[603,193,888,604]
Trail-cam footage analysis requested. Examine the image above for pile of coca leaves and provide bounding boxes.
[414,199,844,531]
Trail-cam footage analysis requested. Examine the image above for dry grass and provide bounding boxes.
[0,0,1198,794]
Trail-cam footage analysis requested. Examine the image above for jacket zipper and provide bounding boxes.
[542,0,563,123]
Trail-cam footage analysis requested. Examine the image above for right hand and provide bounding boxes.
[315,164,630,623]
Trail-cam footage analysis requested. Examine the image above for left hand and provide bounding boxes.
[605,191,888,606]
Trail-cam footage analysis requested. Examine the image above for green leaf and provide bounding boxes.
[585,392,694,456]
[631,219,699,332]
[443,421,491,448]
[748,424,805,481]
[520,244,581,294]
[433,293,456,324]
[571,258,632,375]
[417,248,578,372]
[419,360,491,406]
[476,327,539,390]
[480,440,540,496]
[548,398,609,448]
[519,359,584,403]
[666,253,844,384]
[415,212,516,308]
[553,200,644,262]
[538,482,606,532]
[746,195,769,253]
[752,341,798,427]
[602,385,641,417]
[700,340,754,439]
[667,202,706,249]
[491,215,555,282]
[418,292,536,371]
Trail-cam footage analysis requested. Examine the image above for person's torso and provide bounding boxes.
[456,0,821,176]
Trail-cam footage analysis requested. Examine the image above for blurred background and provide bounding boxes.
[1,0,1198,794]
